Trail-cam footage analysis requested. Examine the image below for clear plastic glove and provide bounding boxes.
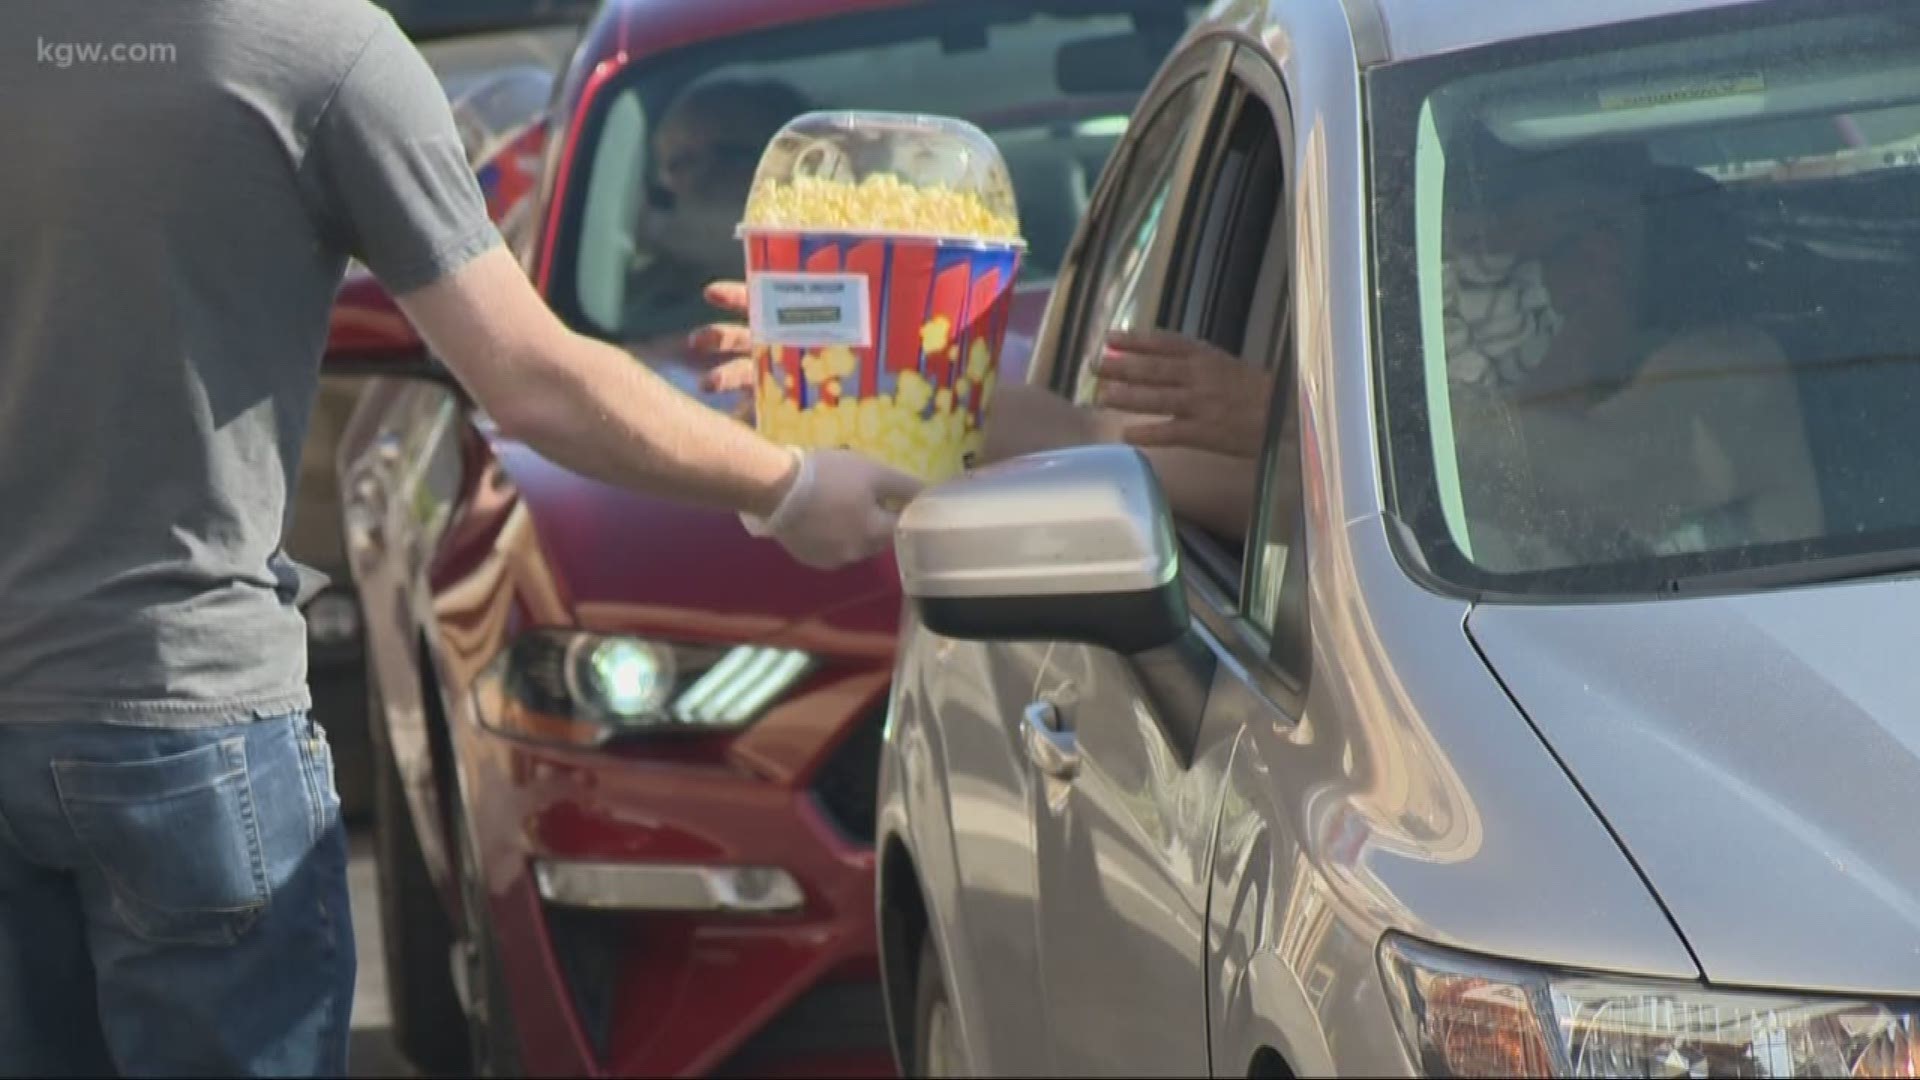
[742,448,922,569]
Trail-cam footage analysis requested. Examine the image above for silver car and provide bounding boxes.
[877,0,1920,1075]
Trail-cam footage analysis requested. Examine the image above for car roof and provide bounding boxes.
[1344,0,1770,64]
[591,0,1779,75]
[603,0,918,59]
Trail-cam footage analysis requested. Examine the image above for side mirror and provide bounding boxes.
[321,267,462,392]
[896,444,1188,654]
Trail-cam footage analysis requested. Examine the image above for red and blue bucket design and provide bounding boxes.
[743,228,1023,482]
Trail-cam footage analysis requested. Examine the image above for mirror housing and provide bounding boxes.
[896,444,1187,654]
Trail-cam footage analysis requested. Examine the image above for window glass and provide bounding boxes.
[1156,90,1288,586]
[1067,77,1210,406]
[1187,92,1299,637]
[1371,0,1920,598]
[562,2,1206,354]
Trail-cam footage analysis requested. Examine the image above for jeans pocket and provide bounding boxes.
[295,716,341,844]
[54,737,271,946]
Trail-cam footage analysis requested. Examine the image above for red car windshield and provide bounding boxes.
[555,1,1204,345]
[375,0,594,40]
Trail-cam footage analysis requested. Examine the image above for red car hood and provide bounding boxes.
[490,284,1049,656]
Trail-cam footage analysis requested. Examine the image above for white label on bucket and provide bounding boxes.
[749,272,873,349]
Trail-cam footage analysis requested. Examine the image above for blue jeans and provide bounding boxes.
[0,712,354,1077]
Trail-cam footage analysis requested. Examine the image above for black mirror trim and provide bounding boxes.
[915,581,1188,655]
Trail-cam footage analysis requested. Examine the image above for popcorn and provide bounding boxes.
[966,339,991,382]
[895,369,933,414]
[921,317,952,358]
[742,172,1021,240]
[753,364,989,483]
[823,345,859,379]
[739,115,1022,484]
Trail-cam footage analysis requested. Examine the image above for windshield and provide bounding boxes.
[1369,0,1920,599]
[557,2,1201,347]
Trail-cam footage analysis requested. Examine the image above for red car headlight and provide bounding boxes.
[474,630,815,747]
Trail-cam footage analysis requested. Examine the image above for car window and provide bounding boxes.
[1369,0,1920,600]
[1063,76,1212,408]
[1191,81,1304,650]
[1148,80,1292,600]
[558,2,1206,349]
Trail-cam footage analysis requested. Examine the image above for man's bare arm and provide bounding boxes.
[395,248,797,517]
[393,250,921,570]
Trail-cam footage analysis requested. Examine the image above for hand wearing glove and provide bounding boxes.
[745,447,922,569]
[693,279,921,566]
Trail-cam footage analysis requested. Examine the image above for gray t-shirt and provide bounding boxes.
[0,1,501,723]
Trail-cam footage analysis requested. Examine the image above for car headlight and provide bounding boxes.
[475,630,815,747]
[1381,935,1920,1078]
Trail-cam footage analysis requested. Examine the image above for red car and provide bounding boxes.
[327,1,1197,1075]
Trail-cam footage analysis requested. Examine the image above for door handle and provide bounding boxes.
[1022,702,1080,781]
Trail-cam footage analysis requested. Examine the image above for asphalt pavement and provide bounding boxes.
[347,830,417,1077]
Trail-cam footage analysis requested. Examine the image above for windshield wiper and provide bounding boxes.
[1660,546,1920,595]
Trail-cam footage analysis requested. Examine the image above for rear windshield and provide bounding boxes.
[1368,0,1920,599]
[555,2,1202,347]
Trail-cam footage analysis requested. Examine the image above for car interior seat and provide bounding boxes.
[1755,169,1920,537]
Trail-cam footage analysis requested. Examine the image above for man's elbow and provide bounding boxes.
[480,384,559,445]
[432,328,571,445]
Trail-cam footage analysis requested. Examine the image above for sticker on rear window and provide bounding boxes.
[1599,71,1766,112]
[749,272,873,349]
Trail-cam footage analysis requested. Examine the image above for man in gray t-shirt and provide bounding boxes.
[0,2,915,1074]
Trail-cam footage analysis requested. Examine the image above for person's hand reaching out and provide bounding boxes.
[1094,330,1273,460]
[688,280,920,565]
[691,280,757,396]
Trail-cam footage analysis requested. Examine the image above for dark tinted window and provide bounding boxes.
[1370,0,1920,599]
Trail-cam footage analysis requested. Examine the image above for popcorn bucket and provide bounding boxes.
[738,111,1027,484]
[742,229,1023,484]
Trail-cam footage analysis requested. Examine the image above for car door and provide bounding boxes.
[1024,49,1304,1076]
[912,48,1230,1078]
[340,377,473,881]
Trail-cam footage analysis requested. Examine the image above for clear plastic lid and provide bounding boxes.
[741,111,1022,243]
